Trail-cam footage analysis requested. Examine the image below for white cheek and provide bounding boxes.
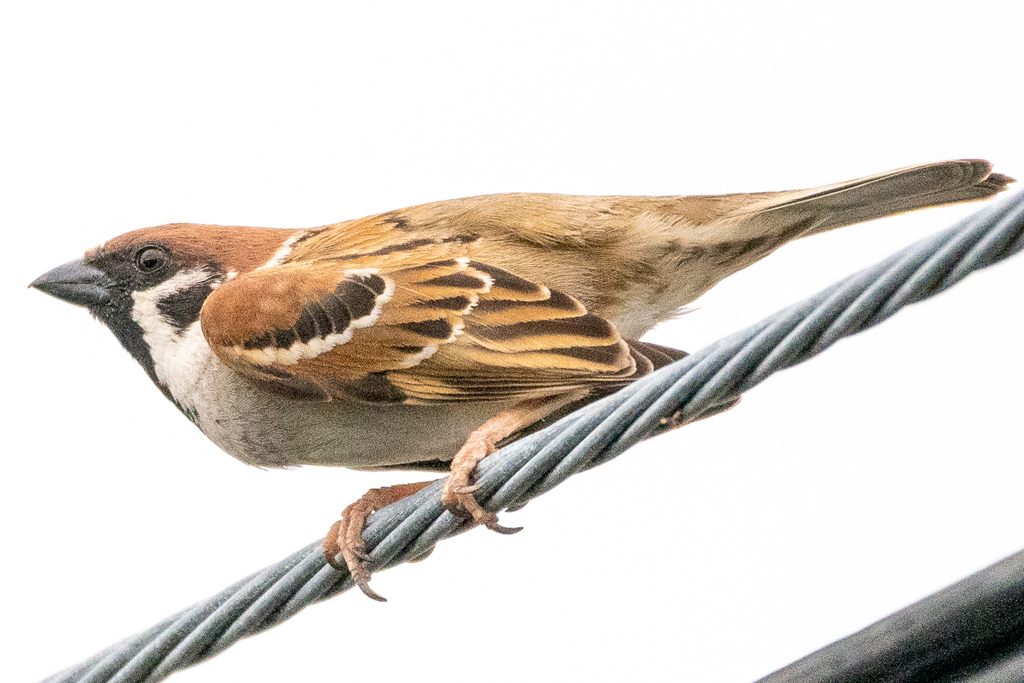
[156,322,213,403]
[131,269,218,409]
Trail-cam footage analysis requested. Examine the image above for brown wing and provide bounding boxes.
[201,253,658,404]
[263,160,1010,341]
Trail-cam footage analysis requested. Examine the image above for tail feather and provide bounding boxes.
[603,160,1014,336]
[727,160,1014,240]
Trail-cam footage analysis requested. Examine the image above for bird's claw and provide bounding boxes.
[441,475,523,535]
[354,572,387,602]
[324,525,388,602]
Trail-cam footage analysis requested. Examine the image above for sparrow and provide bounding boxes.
[30,160,1013,601]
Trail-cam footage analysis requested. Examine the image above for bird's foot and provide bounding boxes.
[441,468,522,535]
[438,395,584,534]
[323,482,433,602]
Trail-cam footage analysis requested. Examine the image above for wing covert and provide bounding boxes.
[201,252,654,404]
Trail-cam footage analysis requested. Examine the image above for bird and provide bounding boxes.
[30,159,1013,601]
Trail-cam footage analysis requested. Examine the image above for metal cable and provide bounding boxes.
[757,547,1024,683]
[42,191,1024,683]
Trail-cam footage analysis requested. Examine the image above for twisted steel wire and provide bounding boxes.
[43,191,1024,683]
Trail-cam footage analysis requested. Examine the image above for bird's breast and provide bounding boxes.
[191,358,515,469]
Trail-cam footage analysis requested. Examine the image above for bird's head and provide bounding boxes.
[30,223,298,388]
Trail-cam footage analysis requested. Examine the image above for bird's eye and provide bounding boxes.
[134,247,169,274]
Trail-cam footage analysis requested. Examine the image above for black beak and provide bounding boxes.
[29,259,114,308]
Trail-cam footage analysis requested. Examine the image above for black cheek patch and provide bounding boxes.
[157,280,216,333]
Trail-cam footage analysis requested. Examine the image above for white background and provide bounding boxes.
[3,2,1023,682]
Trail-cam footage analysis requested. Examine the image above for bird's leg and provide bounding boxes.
[323,481,433,602]
[324,392,586,602]
[441,391,588,532]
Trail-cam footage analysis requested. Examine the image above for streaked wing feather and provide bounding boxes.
[201,242,660,404]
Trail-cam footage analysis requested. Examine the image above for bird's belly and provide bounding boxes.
[191,362,514,469]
